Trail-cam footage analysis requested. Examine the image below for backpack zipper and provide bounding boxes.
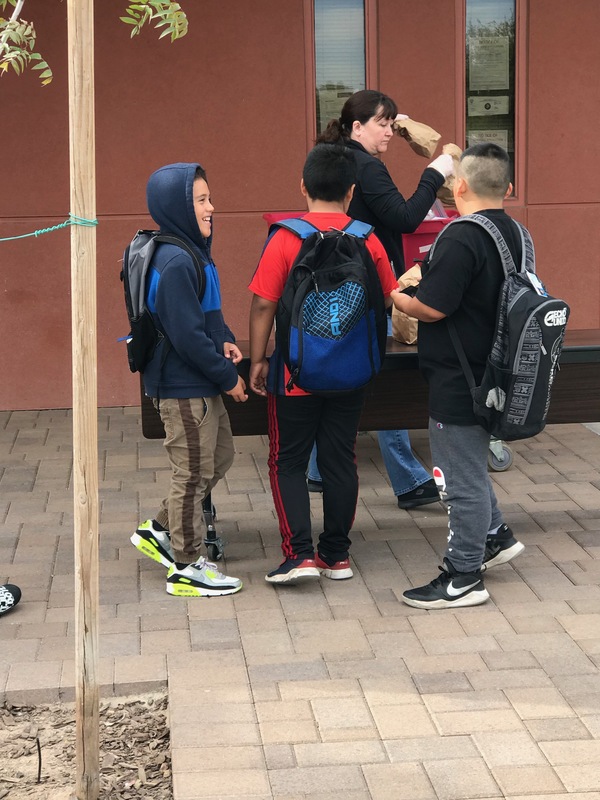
[286,368,299,391]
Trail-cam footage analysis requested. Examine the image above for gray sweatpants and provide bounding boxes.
[428,418,503,573]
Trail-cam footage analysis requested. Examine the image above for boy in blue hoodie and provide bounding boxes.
[130,162,247,597]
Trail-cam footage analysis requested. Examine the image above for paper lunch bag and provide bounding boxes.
[391,265,421,345]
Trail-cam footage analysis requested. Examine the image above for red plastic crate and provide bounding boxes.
[402,210,459,269]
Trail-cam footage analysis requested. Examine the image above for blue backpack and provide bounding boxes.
[272,218,388,394]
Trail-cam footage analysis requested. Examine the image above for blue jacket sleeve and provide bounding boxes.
[155,252,239,392]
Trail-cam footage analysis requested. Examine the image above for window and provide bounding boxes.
[314,0,365,134]
[466,0,516,184]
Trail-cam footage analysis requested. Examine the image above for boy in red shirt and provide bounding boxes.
[249,144,397,583]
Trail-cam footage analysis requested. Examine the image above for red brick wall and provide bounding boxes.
[1,0,598,410]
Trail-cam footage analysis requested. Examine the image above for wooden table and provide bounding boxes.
[140,330,600,439]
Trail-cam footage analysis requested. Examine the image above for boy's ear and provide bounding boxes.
[453,175,468,199]
[342,184,355,213]
[300,178,308,198]
[505,182,514,199]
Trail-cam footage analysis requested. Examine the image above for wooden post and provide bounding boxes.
[67,0,99,797]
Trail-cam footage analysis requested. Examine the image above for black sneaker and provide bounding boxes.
[0,584,21,617]
[265,558,320,584]
[307,479,323,493]
[402,559,489,609]
[397,478,440,509]
[482,524,525,571]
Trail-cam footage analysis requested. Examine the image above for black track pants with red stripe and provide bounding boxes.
[267,389,364,562]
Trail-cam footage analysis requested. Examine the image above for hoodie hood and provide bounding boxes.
[146,162,212,257]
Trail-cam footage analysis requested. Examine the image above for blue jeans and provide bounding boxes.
[307,443,321,482]
[308,429,431,495]
[377,429,432,496]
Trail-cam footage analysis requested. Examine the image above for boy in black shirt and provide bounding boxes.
[391,143,525,609]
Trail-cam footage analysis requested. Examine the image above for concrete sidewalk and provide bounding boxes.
[1,407,600,799]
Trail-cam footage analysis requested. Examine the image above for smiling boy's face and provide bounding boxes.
[193,177,214,238]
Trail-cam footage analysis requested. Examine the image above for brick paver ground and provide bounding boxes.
[1,407,599,799]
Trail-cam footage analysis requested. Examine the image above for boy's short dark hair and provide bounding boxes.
[459,143,511,199]
[194,165,208,182]
[302,144,357,202]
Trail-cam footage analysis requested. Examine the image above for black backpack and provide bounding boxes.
[120,231,206,373]
[272,218,388,393]
[431,213,570,441]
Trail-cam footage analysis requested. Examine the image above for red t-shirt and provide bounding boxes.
[250,212,397,302]
[249,212,397,395]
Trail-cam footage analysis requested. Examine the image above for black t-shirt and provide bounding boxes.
[417,209,523,425]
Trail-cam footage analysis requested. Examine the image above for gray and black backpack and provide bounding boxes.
[120,231,206,373]
[431,213,570,441]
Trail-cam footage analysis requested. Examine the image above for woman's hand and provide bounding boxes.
[428,153,455,179]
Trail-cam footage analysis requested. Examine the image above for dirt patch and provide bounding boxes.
[0,693,172,799]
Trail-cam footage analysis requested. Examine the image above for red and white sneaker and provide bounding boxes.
[315,553,353,580]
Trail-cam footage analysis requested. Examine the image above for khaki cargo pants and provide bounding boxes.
[153,396,234,564]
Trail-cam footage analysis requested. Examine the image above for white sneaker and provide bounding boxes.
[166,557,242,597]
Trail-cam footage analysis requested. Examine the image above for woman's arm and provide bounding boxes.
[360,158,444,234]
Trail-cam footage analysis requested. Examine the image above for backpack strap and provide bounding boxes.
[343,219,374,239]
[269,218,374,240]
[269,218,321,239]
[429,213,535,277]
[155,233,208,302]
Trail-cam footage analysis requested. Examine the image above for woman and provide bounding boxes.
[312,89,454,509]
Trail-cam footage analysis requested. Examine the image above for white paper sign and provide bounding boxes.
[468,129,509,149]
[468,36,510,91]
[468,96,510,116]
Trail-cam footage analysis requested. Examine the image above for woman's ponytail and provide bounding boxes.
[315,118,346,144]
